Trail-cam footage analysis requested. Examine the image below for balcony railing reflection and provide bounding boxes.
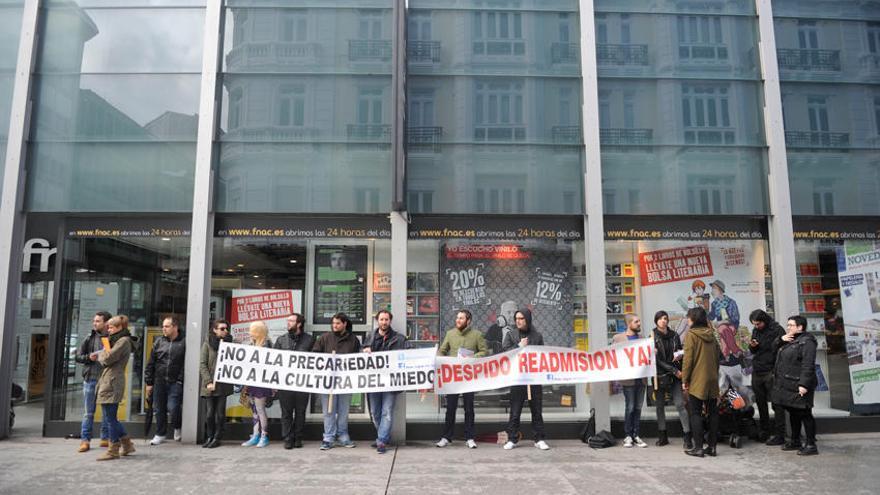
[347,124,391,140]
[226,42,321,68]
[349,40,392,61]
[597,44,649,66]
[600,128,653,145]
[551,43,579,64]
[408,40,441,64]
[407,126,442,153]
[777,49,841,72]
[223,126,319,141]
[785,130,850,148]
[552,126,582,144]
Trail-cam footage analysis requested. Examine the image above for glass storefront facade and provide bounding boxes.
[1,0,879,439]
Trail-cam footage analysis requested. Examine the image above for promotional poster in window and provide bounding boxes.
[837,241,880,405]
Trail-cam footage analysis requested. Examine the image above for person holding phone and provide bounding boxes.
[748,309,786,445]
[772,315,819,456]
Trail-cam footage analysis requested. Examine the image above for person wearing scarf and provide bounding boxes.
[199,319,234,448]
[96,315,135,461]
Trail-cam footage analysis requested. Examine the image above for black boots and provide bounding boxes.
[782,440,802,451]
[729,434,742,449]
[683,432,694,451]
[798,443,819,456]
[685,447,704,457]
[656,430,669,446]
[766,435,785,446]
[201,436,214,448]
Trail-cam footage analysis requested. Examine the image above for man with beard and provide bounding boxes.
[313,312,361,450]
[274,313,314,449]
[501,308,550,450]
[436,309,488,449]
[363,310,406,454]
[612,314,648,448]
[748,309,786,445]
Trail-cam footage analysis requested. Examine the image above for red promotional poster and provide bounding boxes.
[229,289,303,343]
[638,244,714,287]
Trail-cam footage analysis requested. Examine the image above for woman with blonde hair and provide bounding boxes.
[96,315,135,460]
[241,321,273,448]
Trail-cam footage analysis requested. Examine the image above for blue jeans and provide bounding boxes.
[622,381,645,438]
[320,393,352,443]
[368,392,397,445]
[101,403,127,443]
[153,381,183,437]
[81,379,110,441]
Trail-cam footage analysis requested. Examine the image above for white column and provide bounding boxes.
[180,0,223,444]
[390,211,408,443]
[755,0,798,319]
[0,0,41,440]
[579,0,610,431]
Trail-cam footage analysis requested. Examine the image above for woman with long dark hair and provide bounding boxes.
[681,307,720,457]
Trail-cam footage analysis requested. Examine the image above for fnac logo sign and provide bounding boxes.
[23,238,57,273]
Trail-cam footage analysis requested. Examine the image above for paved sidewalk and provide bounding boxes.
[1,432,878,494]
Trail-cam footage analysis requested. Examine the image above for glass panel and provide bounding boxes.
[215,143,390,213]
[597,79,764,147]
[52,235,190,425]
[45,0,204,6]
[223,5,393,74]
[31,75,201,141]
[788,150,880,215]
[39,8,205,73]
[601,147,768,215]
[26,142,196,212]
[772,0,880,21]
[774,18,879,84]
[0,1,24,195]
[406,4,584,214]
[596,13,760,80]
[595,0,755,16]
[406,238,590,423]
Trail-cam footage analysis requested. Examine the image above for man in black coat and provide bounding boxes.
[145,316,186,445]
[274,313,314,449]
[748,309,786,444]
[772,315,819,456]
[501,308,549,450]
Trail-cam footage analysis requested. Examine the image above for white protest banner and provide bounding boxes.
[837,242,880,405]
[214,342,436,394]
[434,339,655,395]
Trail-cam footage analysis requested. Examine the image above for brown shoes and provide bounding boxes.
[120,436,136,456]
[99,439,109,448]
[96,442,120,461]
[78,441,90,453]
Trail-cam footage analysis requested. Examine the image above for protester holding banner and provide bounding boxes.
[95,315,135,461]
[748,309,786,445]
[772,315,819,456]
[199,319,233,449]
[436,309,488,449]
[612,314,648,448]
[241,321,273,448]
[313,312,362,450]
[75,311,111,453]
[274,313,314,450]
[681,307,720,458]
[652,310,691,449]
[363,310,406,454]
[501,308,550,451]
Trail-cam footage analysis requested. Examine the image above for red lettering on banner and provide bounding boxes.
[500,356,511,375]
[623,347,636,367]
[519,353,529,373]
[638,347,651,366]
[578,353,589,371]
[605,350,618,369]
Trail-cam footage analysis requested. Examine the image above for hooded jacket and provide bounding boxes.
[772,331,818,409]
[653,327,683,380]
[144,331,186,386]
[750,320,785,373]
[681,326,720,400]
[501,308,544,351]
[312,328,361,354]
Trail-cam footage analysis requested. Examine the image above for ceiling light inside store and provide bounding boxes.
[252,275,259,278]
[289,259,297,263]
[75,268,88,273]
[237,263,245,268]
[161,237,171,242]
[226,268,235,272]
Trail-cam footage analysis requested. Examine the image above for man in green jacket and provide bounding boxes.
[436,310,488,449]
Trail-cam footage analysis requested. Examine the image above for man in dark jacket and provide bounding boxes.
[145,316,186,445]
[501,308,549,450]
[772,315,819,456]
[75,311,112,452]
[274,313,314,449]
[652,310,690,449]
[313,312,361,450]
[748,309,786,444]
[363,310,406,453]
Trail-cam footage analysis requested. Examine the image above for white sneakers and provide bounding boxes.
[435,438,450,448]
[534,440,550,450]
[633,436,648,448]
[466,439,477,449]
[623,436,633,448]
[503,441,517,450]
[173,429,182,442]
[150,435,166,446]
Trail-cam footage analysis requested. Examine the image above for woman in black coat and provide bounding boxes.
[772,315,819,456]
